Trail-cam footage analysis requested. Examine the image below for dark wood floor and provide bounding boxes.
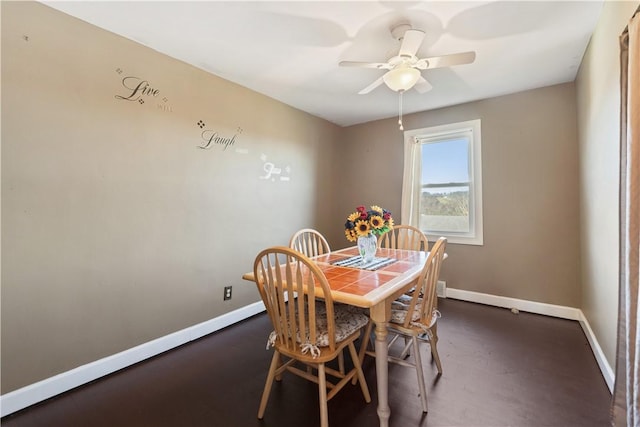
[2,299,612,427]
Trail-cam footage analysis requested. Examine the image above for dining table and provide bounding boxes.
[242,245,429,427]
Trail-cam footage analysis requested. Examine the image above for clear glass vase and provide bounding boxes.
[357,233,377,263]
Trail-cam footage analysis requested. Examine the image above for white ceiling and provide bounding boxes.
[42,1,604,127]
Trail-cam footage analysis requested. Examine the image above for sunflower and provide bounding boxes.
[370,215,384,230]
[344,205,394,241]
[345,228,357,242]
[371,205,384,215]
[347,212,360,222]
[355,220,371,237]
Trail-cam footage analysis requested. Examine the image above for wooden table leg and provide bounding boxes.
[370,303,390,427]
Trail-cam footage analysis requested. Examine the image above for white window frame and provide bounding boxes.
[401,119,483,245]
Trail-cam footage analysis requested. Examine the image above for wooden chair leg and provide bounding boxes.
[258,350,281,419]
[318,363,329,427]
[411,336,429,413]
[348,341,371,402]
[358,320,374,365]
[275,352,284,381]
[399,336,412,359]
[352,320,374,385]
[430,332,443,374]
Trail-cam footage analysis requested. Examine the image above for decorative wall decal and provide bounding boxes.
[259,154,291,182]
[196,122,242,151]
[114,68,172,113]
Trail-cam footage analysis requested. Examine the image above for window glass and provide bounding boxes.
[420,138,470,234]
[402,119,482,245]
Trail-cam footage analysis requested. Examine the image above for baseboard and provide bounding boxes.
[445,287,583,319]
[444,287,614,392]
[576,311,615,392]
[0,301,266,417]
[2,289,616,416]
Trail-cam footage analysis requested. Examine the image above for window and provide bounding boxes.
[401,119,483,245]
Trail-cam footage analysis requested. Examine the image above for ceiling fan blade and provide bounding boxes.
[339,60,393,70]
[399,29,425,58]
[358,77,384,95]
[414,76,433,94]
[416,51,476,70]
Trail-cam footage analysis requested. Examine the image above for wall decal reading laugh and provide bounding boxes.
[196,123,242,151]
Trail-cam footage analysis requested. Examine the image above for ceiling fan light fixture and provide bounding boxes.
[383,67,420,92]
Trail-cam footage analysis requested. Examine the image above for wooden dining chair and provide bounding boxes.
[289,228,348,373]
[253,246,371,427]
[378,224,429,300]
[377,224,429,251]
[357,237,447,413]
[289,228,331,257]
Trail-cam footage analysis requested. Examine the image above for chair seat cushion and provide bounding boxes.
[390,294,441,329]
[306,304,369,347]
[267,302,369,352]
[314,301,368,318]
[390,294,423,324]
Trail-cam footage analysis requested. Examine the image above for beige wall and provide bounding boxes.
[337,84,582,307]
[3,0,636,399]
[575,0,639,369]
[1,1,340,393]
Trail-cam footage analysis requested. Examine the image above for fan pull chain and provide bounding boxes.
[398,90,404,131]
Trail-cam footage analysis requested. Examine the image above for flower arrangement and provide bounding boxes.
[344,205,394,242]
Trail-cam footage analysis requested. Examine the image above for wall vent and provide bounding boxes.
[436,280,447,298]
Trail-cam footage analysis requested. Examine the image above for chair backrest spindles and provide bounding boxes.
[403,237,447,328]
[378,224,429,251]
[254,246,337,353]
[289,229,331,257]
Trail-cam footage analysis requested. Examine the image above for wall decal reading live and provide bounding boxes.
[196,122,243,151]
[260,154,291,182]
[114,68,172,113]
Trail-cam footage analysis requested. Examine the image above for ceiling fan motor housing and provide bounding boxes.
[390,23,414,42]
[339,24,475,95]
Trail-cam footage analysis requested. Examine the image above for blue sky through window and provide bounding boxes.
[421,138,469,184]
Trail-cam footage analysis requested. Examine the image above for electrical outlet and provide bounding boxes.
[223,286,232,301]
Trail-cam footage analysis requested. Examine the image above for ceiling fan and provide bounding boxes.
[340,24,476,95]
